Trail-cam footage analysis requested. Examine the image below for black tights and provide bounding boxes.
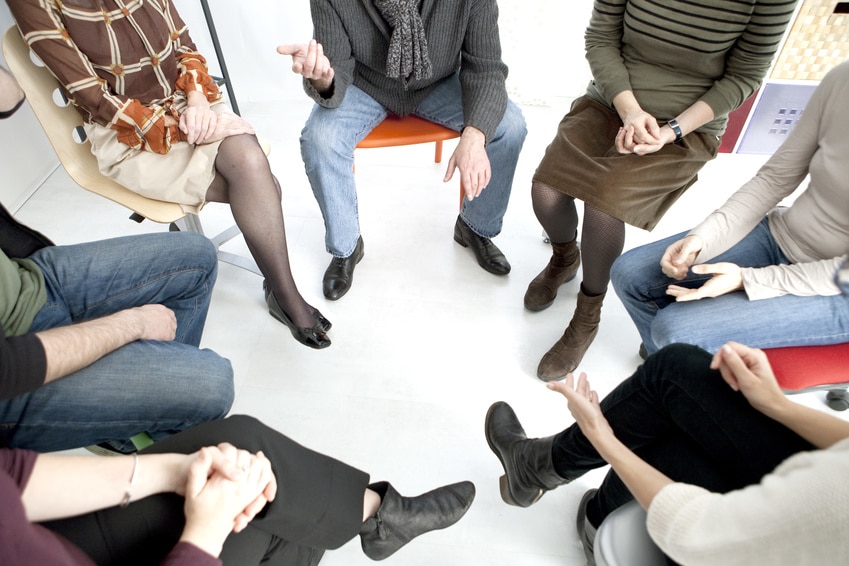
[531,182,625,296]
[207,135,315,327]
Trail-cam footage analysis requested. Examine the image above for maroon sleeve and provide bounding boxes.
[0,449,97,565]
[160,542,222,566]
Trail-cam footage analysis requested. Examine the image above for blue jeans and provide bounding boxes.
[300,74,527,257]
[611,219,849,354]
[0,232,234,452]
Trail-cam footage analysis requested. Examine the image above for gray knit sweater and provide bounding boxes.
[305,0,508,141]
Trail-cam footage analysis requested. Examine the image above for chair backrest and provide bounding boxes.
[2,25,186,224]
[594,500,666,566]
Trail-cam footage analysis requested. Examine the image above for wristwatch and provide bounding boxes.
[667,118,683,143]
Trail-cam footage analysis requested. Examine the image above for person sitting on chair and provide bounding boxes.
[278,0,527,300]
[0,65,25,118]
[1,200,233,453]
[611,60,849,359]
[6,0,332,349]
[486,339,849,565]
[525,0,795,381]
[1,414,476,565]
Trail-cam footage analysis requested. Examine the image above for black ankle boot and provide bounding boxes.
[485,401,569,507]
[359,481,475,561]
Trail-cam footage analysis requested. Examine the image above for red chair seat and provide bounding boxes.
[764,343,849,392]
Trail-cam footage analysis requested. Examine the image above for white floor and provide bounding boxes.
[14,97,843,566]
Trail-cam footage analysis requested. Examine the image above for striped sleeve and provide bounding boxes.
[697,0,798,117]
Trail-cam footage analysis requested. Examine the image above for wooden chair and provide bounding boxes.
[2,25,259,275]
[356,114,465,208]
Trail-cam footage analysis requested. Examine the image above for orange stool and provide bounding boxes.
[356,115,464,208]
[764,342,849,411]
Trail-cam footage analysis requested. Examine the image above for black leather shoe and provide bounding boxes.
[453,216,510,275]
[323,236,364,300]
[485,401,569,507]
[263,280,332,333]
[360,480,475,561]
[264,282,331,349]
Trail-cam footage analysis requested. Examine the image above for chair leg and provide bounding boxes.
[175,214,204,234]
[173,214,262,275]
[825,389,849,411]
[435,140,443,163]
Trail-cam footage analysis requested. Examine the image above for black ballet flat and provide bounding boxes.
[263,282,331,350]
[263,279,333,333]
[312,308,332,332]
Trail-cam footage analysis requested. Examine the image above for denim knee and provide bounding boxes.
[300,114,350,172]
[172,232,218,272]
[191,351,235,420]
[494,103,527,147]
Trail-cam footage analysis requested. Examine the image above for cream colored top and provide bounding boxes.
[690,61,849,300]
[647,437,849,566]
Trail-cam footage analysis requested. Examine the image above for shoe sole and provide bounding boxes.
[484,403,543,508]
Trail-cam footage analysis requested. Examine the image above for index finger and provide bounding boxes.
[276,44,304,56]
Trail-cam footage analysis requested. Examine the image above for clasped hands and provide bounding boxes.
[616,108,676,156]
[660,235,743,301]
[180,443,277,538]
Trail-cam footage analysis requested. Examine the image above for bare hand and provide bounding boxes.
[616,109,662,155]
[546,372,616,445]
[666,262,743,301]
[660,234,704,279]
[710,342,787,415]
[277,40,334,92]
[180,105,218,144]
[444,126,490,200]
[204,443,276,533]
[180,447,272,555]
[130,304,176,342]
[199,112,255,144]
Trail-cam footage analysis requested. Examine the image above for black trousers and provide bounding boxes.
[551,344,815,527]
[43,415,370,565]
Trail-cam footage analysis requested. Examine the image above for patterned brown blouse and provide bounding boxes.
[7,0,221,154]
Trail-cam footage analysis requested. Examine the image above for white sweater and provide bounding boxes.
[689,61,849,300]
[647,437,849,565]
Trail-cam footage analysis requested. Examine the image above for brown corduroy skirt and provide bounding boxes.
[533,96,720,231]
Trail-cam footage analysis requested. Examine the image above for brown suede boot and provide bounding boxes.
[537,289,605,381]
[524,239,581,311]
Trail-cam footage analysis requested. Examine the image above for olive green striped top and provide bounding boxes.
[585,0,798,135]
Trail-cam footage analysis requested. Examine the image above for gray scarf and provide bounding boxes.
[374,0,433,81]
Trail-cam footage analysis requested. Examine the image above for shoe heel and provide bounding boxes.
[498,475,518,506]
[453,229,468,248]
